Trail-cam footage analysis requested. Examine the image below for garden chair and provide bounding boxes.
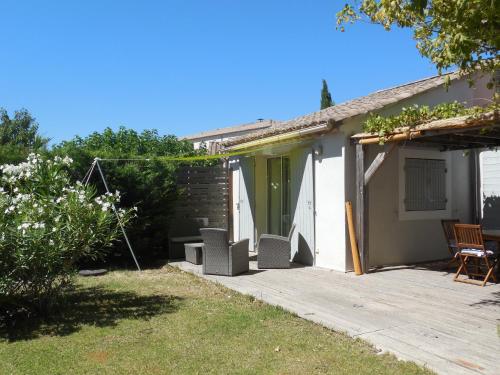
[441,219,460,268]
[453,224,498,287]
[257,224,296,269]
[200,228,249,276]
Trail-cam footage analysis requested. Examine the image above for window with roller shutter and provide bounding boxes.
[404,158,447,211]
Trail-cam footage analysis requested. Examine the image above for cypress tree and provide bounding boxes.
[320,79,334,109]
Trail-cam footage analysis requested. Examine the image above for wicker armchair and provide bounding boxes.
[257,224,296,269]
[200,228,249,276]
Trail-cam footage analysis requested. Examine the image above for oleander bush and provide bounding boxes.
[0,154,135,313]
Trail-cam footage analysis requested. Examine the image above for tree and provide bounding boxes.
[321,79,334,109]
[0,108,49,163]
[336,0,500,87]
[52,127,199,266]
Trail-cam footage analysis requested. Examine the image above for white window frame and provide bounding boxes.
[398,148,452,221]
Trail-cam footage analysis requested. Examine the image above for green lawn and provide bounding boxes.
[0,267,434,374]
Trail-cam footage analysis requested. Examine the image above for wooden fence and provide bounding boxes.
[174,163,230,232]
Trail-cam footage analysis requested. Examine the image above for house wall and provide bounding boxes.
[366,146,472,267]
[312,133,347,271]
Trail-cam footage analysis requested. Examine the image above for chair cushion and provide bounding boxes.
[460,249,494,257]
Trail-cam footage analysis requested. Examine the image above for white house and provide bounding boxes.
[181,119,280,152]
[222,72,498,272]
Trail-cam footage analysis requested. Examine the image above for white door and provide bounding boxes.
[480,150,500,229]
[239,157,255,250]
[291,149,315,265]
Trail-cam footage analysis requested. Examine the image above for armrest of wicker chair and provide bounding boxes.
[259,234,288,241]
[257,235,291,269]
[229,239,250,276]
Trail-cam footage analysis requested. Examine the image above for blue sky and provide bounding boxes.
[0,1,437,144]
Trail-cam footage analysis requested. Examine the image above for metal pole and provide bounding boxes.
[95,159,141,271]
[82,159,97,186]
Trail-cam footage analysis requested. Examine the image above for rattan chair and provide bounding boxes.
[200,228,249,276]
[257,224,296,269]
[453,224,498,287]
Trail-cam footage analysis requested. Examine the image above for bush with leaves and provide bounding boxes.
[0,108,49,164]
[0,154,135,313]
[52,127,203,265]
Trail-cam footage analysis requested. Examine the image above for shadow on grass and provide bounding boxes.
[0,285,181,342]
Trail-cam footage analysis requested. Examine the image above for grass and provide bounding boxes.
[0,266,434,374]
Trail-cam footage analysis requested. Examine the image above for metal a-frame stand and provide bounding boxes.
[83,158,141,271]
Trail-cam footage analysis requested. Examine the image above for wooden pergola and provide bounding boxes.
[350,110,500,273]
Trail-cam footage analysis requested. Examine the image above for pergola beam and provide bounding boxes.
[355,143,369,273]
[364,143,396,185]
[408,137,500,150]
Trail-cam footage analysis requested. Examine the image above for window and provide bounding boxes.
[404,158,447,211]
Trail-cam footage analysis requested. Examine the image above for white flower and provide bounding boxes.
[32,222,45,229]
[18,223,31,230]
[62,156,73,165]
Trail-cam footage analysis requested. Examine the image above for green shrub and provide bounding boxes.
[52,127,202,265]
[0,154,134,312]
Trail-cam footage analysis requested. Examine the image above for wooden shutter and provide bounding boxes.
[405,158,446,211]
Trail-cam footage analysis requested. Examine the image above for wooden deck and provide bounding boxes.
[171,258,500,375]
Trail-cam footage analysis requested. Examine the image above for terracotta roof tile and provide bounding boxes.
[224,72,458,147]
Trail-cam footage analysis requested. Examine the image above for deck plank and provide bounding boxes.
[172,260,500,375]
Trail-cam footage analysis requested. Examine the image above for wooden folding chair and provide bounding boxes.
[441,219,460,268]
[453,224,498,287]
